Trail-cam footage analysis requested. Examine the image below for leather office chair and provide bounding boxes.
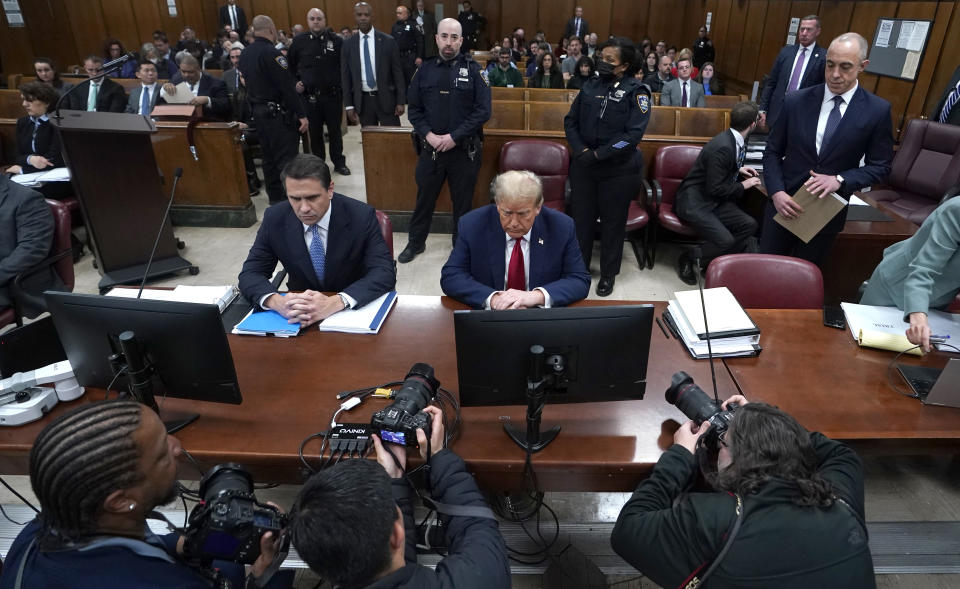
[0,199,75,330]
[705,254,823,309]
[375,210,394,260]
[648,145,702,266]
[626,183,653,269]
[498,140,570,212]
[869,119,960,225]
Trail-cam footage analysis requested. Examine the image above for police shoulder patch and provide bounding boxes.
[637,94,650,113]
[275,55,289,69]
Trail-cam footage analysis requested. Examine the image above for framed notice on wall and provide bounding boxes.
[865,18,932,81]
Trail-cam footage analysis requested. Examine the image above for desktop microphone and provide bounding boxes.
[53,52,137,119]
[691,247,721,408]
[137,167,184,298]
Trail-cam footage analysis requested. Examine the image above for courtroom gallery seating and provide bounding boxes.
[648,145,703,265]
[705,254,824,309]
[868,118,960,225]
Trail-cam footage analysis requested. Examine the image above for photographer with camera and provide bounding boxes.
[611,392,875,588]
[1,400,293,589]
[289,405,511,588]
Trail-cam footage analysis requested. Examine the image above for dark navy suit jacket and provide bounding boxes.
[440,204,590,309]
[238,194,396,309]
[759,43,826,129]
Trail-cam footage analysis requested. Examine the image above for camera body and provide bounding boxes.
[665,371,738,449]
[182,463,287,565]
[370,363,438,447]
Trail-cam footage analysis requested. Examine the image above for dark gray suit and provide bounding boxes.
[223,67,242,95]
[660,78,706,107]
[341,28,405,126]
[0,177,58,317]
[124,84,164,115]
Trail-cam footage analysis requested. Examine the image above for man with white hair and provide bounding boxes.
[760,32,894,265]
[441,170,590,309]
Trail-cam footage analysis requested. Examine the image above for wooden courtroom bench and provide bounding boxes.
[0,117,254,228]
[0,90,22,119]
[704,94,747,108]
[490,87,524,102]
[526,88,578,102]
[486,100,525,129]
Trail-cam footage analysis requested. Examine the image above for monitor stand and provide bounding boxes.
[504,345,564,453]
[116,330,199,434]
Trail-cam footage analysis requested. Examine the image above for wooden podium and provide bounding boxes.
[52,111,197,292]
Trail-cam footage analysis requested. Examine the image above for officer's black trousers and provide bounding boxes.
[306,93,345,168]
[254,106,300,203]
[408,147,480,247]
[569,158,640,277]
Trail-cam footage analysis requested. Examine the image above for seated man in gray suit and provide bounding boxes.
[222,44,244,96]
[660,57,705,107]
[124,61,164,115]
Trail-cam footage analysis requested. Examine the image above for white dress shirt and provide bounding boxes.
[229,4,238,30]
[87,80,100,111]
[258,205,357,309]
[816,81,858,154]
[483,230,552,309]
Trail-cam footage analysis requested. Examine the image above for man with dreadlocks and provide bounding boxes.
[1,401,293,588]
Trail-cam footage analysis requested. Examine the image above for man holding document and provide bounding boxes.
[760,32,893,266]
[238,154,396,327]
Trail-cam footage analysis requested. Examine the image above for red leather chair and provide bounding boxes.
[499,140,570,211]
[626,182,653,269]
[1,199,75,330]
[705,254,823,309]
[648,145,703,266]
[375,210,394,259]
[869,119,960,225]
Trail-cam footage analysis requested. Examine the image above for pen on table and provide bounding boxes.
[655,316,670,339]
[930,334,950,340]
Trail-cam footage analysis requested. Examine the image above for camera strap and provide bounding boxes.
[683,493,743,589]
[420,495,497,520]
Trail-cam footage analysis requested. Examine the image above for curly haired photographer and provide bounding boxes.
[611,395,875,588]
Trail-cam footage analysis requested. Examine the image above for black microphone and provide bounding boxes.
[692,247,721,409]
[53,52,138,119]
[137,167,184,298]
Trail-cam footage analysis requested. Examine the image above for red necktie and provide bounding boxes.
[506,238,525,291]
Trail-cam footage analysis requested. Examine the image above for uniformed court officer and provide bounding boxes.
[457,1,481,54]
[391,5,424,91]
[397,17,491,264]
[564,38,651,297]
[288,8,351,176]
[239,14,309,204]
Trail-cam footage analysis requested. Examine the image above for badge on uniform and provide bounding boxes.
[459,67,468,77]
[275,55,289,69]
[405,24,411,31]
[327,41,334,52]
[637,94,650,113]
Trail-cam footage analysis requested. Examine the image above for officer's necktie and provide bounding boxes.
[87,82,98,111]
[939,79,960,124]
[506,238,525,291]
[681,82,688,107]
[309,224,326,283]
[141,86,150,115]
[820,95,844,154]
[363,34,377,90]
[787,47,807,92]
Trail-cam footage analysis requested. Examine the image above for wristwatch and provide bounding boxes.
[338,293,351,309]
[835,174,845,189]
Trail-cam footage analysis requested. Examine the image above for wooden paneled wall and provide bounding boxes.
[1,0,956,136]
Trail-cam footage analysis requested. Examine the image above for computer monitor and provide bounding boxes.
[0,315,67,378]
[45,292,242,429]
[454,305,654,407]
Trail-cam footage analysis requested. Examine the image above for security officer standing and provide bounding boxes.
[564,38,651,296]
[397,17,491,264]
[288,8,351,176]
[391,5,424,91]
[457,1,481,54]
[240,14,309,203]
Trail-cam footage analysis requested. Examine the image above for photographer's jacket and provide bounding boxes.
[611,433,875,589]
[367,448,511,589]
[1,522,293,588]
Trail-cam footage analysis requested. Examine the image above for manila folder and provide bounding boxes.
[773,185,848,243]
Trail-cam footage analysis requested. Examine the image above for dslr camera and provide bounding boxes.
[182,463,287,565]
[371,363,438,447]
[665,371,739,450]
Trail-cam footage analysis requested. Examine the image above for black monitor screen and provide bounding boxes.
[0,315,67,378]
[454,305,654,407]
[45,292,241,405]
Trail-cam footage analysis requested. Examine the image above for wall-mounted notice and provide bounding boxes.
[866,18,932,82]
[167,0,177,17]
[3,0,24,27]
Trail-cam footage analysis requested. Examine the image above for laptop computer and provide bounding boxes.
[897,359,960,408]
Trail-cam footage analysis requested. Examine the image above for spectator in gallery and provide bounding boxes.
[33,58,73,96]
[567,55,595,90]
[532,53,564,89]
[697,62,724,95]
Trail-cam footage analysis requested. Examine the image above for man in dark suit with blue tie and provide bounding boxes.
[341,2,405,126]
[758,15,826,130]
[441,171,590,309]
[760,33,894,266]
[238,154,396,327]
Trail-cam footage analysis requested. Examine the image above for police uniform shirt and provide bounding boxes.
[238,36,305,118]
[391,18,421,55]
[565,76,651,160]
[288,30,342,93]
[408,54,491,141]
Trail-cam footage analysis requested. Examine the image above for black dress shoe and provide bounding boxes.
[596,276,615,297]
[334,165,352,176]
[676,254,697,286]
[398,243,425,263]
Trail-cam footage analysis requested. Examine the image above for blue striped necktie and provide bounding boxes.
[940,79,960,124]
[309,224,326,283]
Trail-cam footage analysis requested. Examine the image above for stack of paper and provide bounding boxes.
[841,302,960,354]
[664,287,762,359]
[11,167,71,186]
[107,285,238,313]
[319,291,398,334]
